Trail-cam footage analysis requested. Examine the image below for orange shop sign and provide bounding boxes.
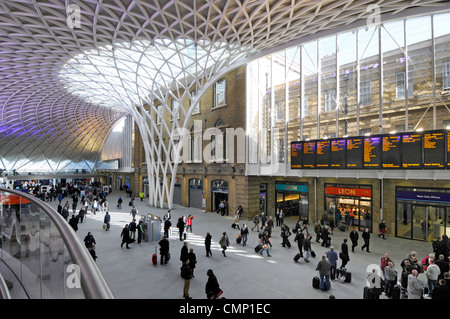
[325,186,372,198]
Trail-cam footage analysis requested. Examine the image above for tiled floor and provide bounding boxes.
[53,190,432,299]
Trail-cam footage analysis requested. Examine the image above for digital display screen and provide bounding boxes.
[447,132,450,168]
[291,142,302,169]
[316,140,331,168]
[364,136,382,168]
[289,129,447,170]
[423,131,445,168]
[302,141,316,168]
[346,138,363,168]
[382,135,401,168]
[330,139,346,168]
[401,133,422,168]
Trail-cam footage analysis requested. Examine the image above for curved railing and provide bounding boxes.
[0,188,114,299]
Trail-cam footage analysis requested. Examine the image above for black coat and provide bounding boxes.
[180,245,188,262]
[350,230,359,244]
[205,274,220,296]
[121,227,130,241]
[294,232,305,248]
[205,234,212,246]
[159,238,169,254]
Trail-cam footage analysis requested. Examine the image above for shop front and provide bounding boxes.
[324,183,373,231]
[275,182,308,218]
[396,187,450,242]
[211,179,228,214]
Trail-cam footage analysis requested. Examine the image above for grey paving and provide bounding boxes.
[54,190,432,299]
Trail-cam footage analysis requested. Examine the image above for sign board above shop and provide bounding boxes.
[325,186,372,198]
[396,190,450,203]
[275,183,309,193]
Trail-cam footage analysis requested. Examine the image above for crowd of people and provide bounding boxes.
[24,181,450,300]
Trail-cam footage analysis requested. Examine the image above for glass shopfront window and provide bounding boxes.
[324,183,373,231]
[275,182,309,219]
[396,187,450,242]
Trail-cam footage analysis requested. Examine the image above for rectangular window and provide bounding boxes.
[275,101,284,120]
[171,99,180,119]
[359,80,371,105]
[277,138,285,163]
[324,89,336,111]
[443,62,450,90]
[191,90,200,114]
[156,105,162,124]
[214,79,226,107]
[396,71,414,99]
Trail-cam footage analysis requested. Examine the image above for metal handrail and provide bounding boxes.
[0,188,114,299]
[0,272,11,299]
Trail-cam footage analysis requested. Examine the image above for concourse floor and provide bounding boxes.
[53,190,432,300]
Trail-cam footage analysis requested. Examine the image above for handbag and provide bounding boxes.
[311,250,316,257]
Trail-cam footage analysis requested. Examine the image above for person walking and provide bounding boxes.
[294,229,305,258]
[378,219,387,239]
[120,224,130,249]
[259,230,272,257]
[117,196,123,209]
[316,255,331,291]
[89,244,98,262]
[219,232,230,257]
[84,232,96,250]
[69,214,78,232]
[340,238,350,269]
[241,224,249,246]
[205,232,212,257]
[186,215,194,233]
[361,227,371,253]
[159,235,170,265]
[281,224,291,248]
[349,227,359,253]
[251,214,260,232]
[180,259,192,299]
[78,207,85,223]
[205,269,222,299]
[326,246,339,280]
[103,211,111,231]
[303,234,312,263]
[321,225,331,248]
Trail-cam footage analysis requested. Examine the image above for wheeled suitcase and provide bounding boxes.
[152,247,157,265]
[344,271,352,283]
[294,253,301,262]
[312,276,320,289]
[255,244,262,253]
[236,235,242,244]
[310,250,316,258]
[363,286,370,299]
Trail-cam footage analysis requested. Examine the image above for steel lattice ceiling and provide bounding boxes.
[0,0,448,173]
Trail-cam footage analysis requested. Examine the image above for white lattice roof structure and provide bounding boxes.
[0,0,449,204]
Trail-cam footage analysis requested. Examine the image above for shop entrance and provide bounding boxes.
[397,203,449,241]
[324,184,372,231]
[211,180,228,215]
[396,187,450,242]
[275,182,309,219]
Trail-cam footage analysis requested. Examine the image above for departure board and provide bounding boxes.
[364,136,382,168]
[447,132,450,168]
[330,139,346,168]
[423,131,445,168]
[302,141,316,168]
[346,138,363,168]
[316,140,331,168]
[401,133,422,168]
[382,135,401,168]
[291,142,302,169]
